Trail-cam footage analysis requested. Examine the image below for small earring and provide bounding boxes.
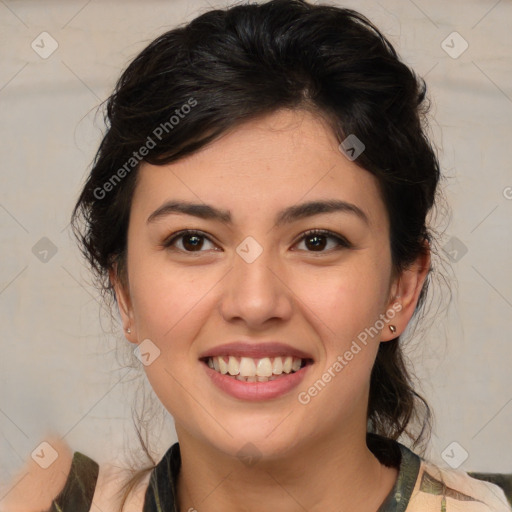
[126,327,131,334]
[389,325,397,334]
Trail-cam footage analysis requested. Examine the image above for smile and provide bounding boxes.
[204,355,308,382]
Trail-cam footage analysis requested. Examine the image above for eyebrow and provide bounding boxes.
[147,199,369,227]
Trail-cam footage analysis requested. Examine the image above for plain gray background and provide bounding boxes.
[0,0,511,493]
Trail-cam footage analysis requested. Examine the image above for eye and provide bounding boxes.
[163,229,217,253]
[162,228,351,254]
[294,229,352,252]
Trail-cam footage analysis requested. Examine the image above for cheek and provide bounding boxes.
[127,263,215,418]
[295,257,390,346]
[292,265,386,423]
[129,255,212,341]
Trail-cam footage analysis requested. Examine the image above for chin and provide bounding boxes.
[197,419,306,462]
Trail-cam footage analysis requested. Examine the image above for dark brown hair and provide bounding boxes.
[71,0,447,509]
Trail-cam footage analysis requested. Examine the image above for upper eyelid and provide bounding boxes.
[163,229,217,247]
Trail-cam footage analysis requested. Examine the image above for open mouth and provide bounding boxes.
[201,355,313,382]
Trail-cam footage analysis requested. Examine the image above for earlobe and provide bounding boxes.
[109,264,138,343]
[381,241,431,342]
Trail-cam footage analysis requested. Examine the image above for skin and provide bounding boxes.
[112,108,430,512]
[0,434,73,512]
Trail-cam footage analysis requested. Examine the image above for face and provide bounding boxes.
[113,109,427,459]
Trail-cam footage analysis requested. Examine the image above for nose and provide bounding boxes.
[218,243,294,329]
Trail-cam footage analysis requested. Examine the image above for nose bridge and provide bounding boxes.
[219,235,292,326]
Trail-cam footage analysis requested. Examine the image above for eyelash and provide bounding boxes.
[162,228,352,254]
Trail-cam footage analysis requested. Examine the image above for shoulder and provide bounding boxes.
[0,436,151,512]
[406,457,512,512]
[0,435,75,512]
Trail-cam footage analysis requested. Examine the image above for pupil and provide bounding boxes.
[307,234,326,251]
[184,235,202,251]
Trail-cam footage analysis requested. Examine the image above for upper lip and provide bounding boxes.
[199,341,314,361]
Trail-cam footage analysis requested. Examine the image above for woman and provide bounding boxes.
[2,0,510,511]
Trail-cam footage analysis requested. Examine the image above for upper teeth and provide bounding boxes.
[207,356,302,377]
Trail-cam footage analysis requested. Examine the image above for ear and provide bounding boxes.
[380,239,431,342]
[109,263,138,344]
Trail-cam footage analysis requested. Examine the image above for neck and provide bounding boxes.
[175,427,398,512]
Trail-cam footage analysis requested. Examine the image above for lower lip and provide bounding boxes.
[202,362,311,401]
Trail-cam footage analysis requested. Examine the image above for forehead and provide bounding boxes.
[132,109,388,231]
